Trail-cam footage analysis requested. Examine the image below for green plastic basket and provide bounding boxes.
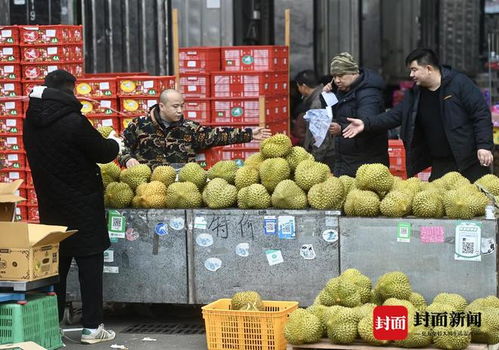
[0,294,63,350]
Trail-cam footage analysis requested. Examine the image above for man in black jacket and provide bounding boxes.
[343,48,493,182]
[24,70,118,344]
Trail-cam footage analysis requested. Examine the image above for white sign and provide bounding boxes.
[455,222,481,261]
[300,244,316,260]
[265,249,284,266]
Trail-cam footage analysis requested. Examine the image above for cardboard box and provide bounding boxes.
[0,179,76,281]
[0,342,47,350]
[0,179,24,221]
[0,222,75,281]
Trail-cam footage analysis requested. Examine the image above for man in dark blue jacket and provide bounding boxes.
[343,48,493,182]
[24,70,118,344]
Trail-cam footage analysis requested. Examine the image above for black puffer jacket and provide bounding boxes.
[333,68,389,177]
[24,87,119,257]
[364,66,493,177]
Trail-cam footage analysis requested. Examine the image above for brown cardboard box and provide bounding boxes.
[0,341,47,350]
[0,179,25,222]
[0,179,76,281]
[0,222,75,281]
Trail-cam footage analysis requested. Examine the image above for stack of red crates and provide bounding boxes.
[388,139,432,181]
[116,75,176,131]
[179,45,290,168]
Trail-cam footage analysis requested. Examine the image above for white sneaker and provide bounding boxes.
[81,324,116,344]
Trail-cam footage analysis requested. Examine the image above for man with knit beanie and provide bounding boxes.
[326,52,389,176]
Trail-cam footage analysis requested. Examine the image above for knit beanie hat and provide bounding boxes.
[330,52,359,76]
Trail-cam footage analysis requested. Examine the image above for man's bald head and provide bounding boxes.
[160,89,183,104]
[158,89,184,123]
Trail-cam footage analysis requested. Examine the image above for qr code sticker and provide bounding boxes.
[111,216,123,231]
[462,240,475,254]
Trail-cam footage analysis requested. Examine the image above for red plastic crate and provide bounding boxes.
[0,116,23,133]
[79,97,118,117]
[416,167,432,182]
[0,81,21,97]
[0,151,25,169]
[87,116,120,132]
[0,64,21,80]
[0,26,19,45]
[211,71,287,98]
[388,139,406,172]
[22,62,84,80]
[120,117,136,131]
[27,204,39,222]
[211,96,288,125]
[0,169,25,183]
[27,187,38,205]
[184,99,210,124]
[84,72,150,78]
[15,204,28,222]
[76,78,117,97]
[221,45,288,71]
[0,134,23,151]
[117,76,176,97]
[179,47,221,73]
[19,25,83,45]
[22,80,43,96]
[0,100,23,117]
[20,44,83,63]
[25,170,33,186]
[390,169,407,179]
[179,74,210,98]
[205,146,259,168]
[119,97,158,115]
[0,46,20,63]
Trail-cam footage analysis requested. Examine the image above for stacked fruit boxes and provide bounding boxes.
[179,45,290,168]
[117,75,176,131]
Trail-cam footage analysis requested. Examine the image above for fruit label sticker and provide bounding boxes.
[265,249,284,266]
[194,216,207,229]
[397,222,412,243]
[419,226,444,243]
[104,249,114,263]
[196,233,214,247]
[235,243,250,257]
[455,221,481,261]
[481,238,495,255]
[108,210,126,239]
[300,244,316,260]
[263,216,277,235]
[278,216,295,239]
[204,257,222,272]
[103,266,119,274]
[242,55,254,65]
[322,229,338,243]
[126,228,139,241]
[169,217,185,231]
[155,223,168,236]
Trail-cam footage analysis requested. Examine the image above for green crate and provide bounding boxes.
[0,294,63,350]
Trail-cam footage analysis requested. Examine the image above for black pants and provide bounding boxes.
[56,253,104,329]
[429,157,490,182]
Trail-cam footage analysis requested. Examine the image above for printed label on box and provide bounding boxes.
[4,84,14,91]
[99,82,110,90]
[2,47,12,55]
[7,154,18,161]
[187,61,197,67]
[3,66,13,73]
[47,47,58,55]
[6,119,16,126]
[47,65,58,72]
[4,101,15,109]
[102,119,113,127]
[187,85,197,92]
[187,111,196,118]
[143,80,154,88]
[1,30,11,37]
[100,100,112,108]
[45,29,56,37]
[6,137,17,144]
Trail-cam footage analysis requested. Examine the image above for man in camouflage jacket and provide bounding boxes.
[118,89,271,168]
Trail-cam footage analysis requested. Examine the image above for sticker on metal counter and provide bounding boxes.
[126,228,139,241]
[204,258,222,272]
[325,216,338,227]
[455,221,481,261]
[108,210,126,239]
[300,244,316,260]
[104,249,114,263]
[278,216,295,239]
[196,233,214,247]
[322,229,338,243]
[481,238,495,255]
[420,226,445,243]
[154,223,168,236]
[397,222,412,243]
[194,216,207,229]
[263,216,277,235]
[103,266,119,274]
[265,249,284,266]
[169,217,185,231]
[235,243,250,257]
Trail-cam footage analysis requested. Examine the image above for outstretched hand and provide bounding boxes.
[251,127,272,141]
[342,118,365,138]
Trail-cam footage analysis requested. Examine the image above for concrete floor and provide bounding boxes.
[60,303,208,350]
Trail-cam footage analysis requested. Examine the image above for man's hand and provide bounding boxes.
[477,149,493,167]
[126,158,140,168]
[251,127,272,141]
[329,122,341,136]
[342,118,365,138]
[107,130,124,152]
[323,82,333,93]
